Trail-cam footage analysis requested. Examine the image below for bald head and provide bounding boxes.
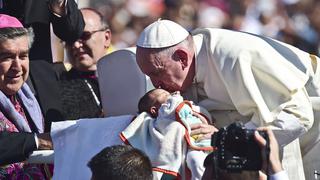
[66,8,111,72]
[80,8,109,30]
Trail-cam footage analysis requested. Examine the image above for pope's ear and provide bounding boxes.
[173,49,188,68]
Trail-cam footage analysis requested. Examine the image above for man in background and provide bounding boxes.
[59,8,112,121]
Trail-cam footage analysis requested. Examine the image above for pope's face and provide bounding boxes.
[0,36,29,95]
[136,48,190,93]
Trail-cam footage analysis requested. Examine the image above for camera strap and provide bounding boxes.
[211,133,219,180]
[212,149,219,180]
[265,134,271,180]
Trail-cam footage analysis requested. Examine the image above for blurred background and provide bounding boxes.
[76,0,320,56]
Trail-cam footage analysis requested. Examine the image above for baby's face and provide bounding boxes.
[147,89,181,117]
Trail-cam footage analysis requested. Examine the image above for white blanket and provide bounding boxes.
[121,95,213,180]
[51,115,133,180]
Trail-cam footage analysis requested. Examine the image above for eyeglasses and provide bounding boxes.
[79,28,107,41]
[66,28,107,45]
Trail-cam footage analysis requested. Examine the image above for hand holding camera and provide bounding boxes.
[212,122,269,172]
[254,127,283,175]
[209,122,287,179]
[202,122,288,180]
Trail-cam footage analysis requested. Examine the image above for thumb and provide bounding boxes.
[254,131,266,148]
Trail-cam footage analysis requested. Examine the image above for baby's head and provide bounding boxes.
[138,89,171,118]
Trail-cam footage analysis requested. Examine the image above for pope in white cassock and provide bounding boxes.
[136,19,320,180]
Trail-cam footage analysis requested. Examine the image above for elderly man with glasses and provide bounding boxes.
[58,8,112,121]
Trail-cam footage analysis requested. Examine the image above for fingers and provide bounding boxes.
[196,133,213,141]
[190,123,218,141]
[190,123,218,135]
[256,127,283,174]
[259,171,267,180]
[254,130,266,148]
[256,127,279,149]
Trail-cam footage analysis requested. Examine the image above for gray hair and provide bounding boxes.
[0,27,34,48]
[149,35,193,59]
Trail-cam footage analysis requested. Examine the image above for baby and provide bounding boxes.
[138,88,213,179]
[138,88,212,141]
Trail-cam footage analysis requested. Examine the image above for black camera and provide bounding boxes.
[211,122,268,172]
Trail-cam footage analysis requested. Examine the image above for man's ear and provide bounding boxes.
[173,49,188,69]
[104,29,112,49]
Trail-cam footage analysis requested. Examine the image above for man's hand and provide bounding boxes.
[190,112,218,141]
[37,133,53,150]
[49,0,67,16]
[255,127,283,175]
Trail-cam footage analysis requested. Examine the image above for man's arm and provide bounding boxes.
[246,88,313,147]
[0,132,53,166]
[49,0,85,43]
[0,131,37,166]
[220,49,313,147]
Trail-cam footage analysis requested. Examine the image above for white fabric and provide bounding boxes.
[97,47,154,117]
[51,116,133,180]
[302,139,320,180]
[136,19,189,48]
[270,170,289,180]
[181,28,320,180]
[121,95,211,180]
[27,150,54,164]
[272,111,306,147]
[186,150,207,180]
[160,94,211,148]
[300,110,320,179]
[299,54,320,180]
[121,112,187,178]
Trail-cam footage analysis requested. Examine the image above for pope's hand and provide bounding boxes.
[190,112,218,141]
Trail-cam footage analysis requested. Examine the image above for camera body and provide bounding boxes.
[212,122,268,172]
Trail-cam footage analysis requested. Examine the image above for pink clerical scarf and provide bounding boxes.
[9,95,29,127]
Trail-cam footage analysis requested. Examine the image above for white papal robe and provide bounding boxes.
[181,28,320,180]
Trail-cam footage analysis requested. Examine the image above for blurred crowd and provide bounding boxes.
[81,0,320,56]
